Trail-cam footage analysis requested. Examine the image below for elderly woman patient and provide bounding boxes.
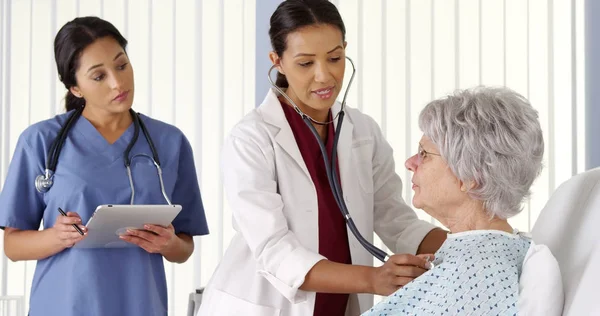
[364,87,544,316]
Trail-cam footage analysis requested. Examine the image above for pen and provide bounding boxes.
[58,208,84,236]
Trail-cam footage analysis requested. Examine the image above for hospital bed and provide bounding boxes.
[187,167,600,316]
[524,166,600,315]
[187,288,203,316]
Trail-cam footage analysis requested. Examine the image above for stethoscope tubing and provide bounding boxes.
[35,107,171,206]
[268,56,390,262]
[302,115,389,262]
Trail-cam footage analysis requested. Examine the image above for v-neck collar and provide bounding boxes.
[280,101,336,159]
[72,114,136,162]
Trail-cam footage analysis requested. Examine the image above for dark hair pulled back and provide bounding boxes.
[269,0,346,88]
[54,16,128,111]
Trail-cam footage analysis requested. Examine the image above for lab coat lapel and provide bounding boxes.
[259,90,312,181]
[334,103,371,268]
[332,102,354,210]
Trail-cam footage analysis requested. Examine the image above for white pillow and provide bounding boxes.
[518,241,564,316]
[529,167,600,314]
[561,242,600,315]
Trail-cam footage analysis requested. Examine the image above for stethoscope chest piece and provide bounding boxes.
[35,169,54,193]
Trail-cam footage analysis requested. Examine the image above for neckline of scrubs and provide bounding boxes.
[73,114,136,163]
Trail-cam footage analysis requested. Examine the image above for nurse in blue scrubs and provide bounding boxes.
[0,17,208,316]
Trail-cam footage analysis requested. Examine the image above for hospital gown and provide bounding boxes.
[363,230,531,316]
[0,111,209,316]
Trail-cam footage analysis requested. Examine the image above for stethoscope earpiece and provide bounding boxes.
[267,56,357,126]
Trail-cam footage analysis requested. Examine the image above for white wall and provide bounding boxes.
[334,0,585,233]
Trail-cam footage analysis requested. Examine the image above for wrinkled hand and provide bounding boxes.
[52,211,87,248]
[120,224,177,254]
[369,253,434,296]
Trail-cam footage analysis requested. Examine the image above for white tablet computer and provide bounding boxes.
[74,204,182,249]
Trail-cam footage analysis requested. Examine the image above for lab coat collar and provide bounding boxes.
[258,89,354,183]
[259,89,311,180]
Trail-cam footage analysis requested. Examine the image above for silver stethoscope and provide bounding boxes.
[268,56,390,262]
[34,107,172,205]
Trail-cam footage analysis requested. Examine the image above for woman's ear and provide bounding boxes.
[268,51,285,75]
[460,180,477,192]
[69,86,83,98]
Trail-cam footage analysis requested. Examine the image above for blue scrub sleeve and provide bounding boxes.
[0,135,45,230]
[170,135,209,236]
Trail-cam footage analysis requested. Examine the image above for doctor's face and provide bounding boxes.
[271,24,346,120]
[70,36,135,115]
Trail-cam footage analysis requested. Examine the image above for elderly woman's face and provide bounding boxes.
[405,136,465,218]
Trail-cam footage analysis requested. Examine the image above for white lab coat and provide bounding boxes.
[198,90,436,316]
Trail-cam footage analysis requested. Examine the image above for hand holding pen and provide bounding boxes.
[54,208,87,248]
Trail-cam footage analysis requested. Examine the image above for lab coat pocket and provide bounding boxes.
[201,288,281,316]
[352,143,374,194]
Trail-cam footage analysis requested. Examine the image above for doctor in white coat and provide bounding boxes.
[198,1,447,315]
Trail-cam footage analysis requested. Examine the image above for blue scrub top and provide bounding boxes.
[0,110,209,316]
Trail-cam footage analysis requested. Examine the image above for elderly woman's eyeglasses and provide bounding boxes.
[417,145,441,164]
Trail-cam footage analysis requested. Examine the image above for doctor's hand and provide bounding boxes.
[120,224,177,254]
[369,253,433,296]
[52,211,87,248]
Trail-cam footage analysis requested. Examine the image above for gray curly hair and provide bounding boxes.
[419,86,544,219]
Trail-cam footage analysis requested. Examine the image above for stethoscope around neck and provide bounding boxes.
[34,107,172,205]
[268,56,390,262]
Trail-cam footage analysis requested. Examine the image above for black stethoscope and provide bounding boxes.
[268,56,390,262]
[34,107,172,205]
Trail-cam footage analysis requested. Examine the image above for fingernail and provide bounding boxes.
[144,225,150,229]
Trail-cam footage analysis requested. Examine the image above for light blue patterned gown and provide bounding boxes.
[363,230,531,316]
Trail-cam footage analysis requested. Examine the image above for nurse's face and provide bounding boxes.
[70,36,134,115]
[270,24,346,121]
